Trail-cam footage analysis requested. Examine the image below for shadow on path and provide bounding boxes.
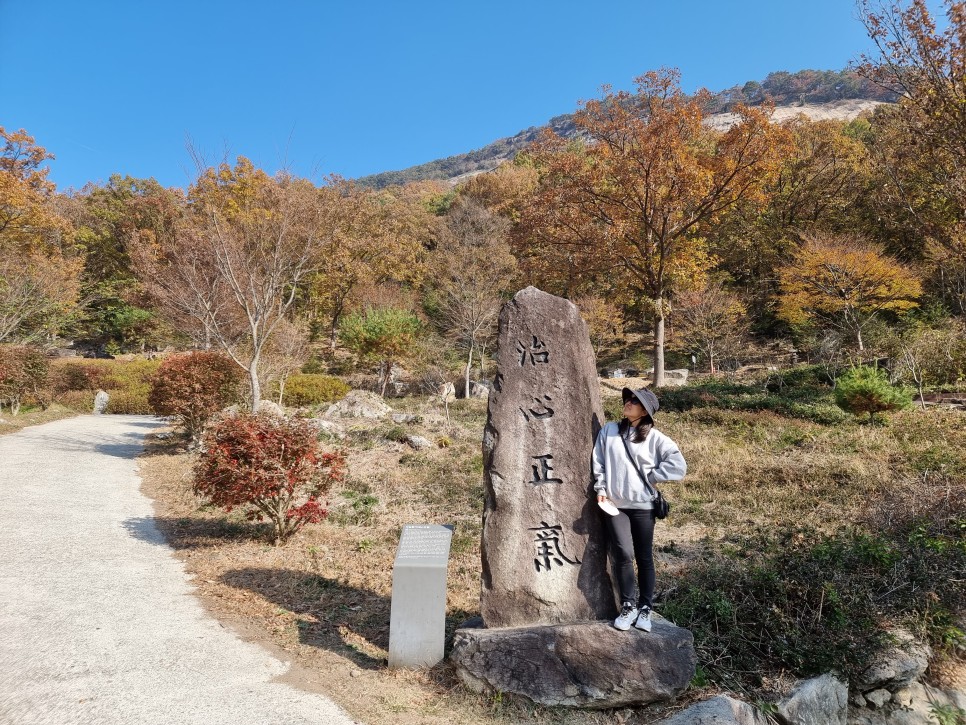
[123,516,269,550]
[221,567,390,670]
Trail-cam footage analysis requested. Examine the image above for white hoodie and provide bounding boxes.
[592,421,687,509]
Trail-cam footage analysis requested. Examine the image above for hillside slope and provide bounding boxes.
[357,70,893,189]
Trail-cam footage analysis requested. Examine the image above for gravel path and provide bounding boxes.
[0,415,359,725]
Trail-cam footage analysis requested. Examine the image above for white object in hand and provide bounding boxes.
[597,498,619,516]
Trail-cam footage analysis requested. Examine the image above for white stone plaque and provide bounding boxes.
[388,524,453,669]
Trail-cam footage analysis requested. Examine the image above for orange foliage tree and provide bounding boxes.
[0,127,80,342]
[777,233,922,351]
[132,158,331,409]
[517,69,791,385]
[305,180,432,351]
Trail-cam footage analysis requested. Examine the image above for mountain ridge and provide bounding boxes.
[357,69,895,189]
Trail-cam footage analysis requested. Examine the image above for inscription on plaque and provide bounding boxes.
[396,527,452,561]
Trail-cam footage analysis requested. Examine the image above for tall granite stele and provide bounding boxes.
[480,286,615,627]
[452,287,697,709]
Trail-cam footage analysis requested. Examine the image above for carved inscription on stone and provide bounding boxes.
[480,286,615,627]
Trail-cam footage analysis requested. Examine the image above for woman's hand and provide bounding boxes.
[597,494,608,503]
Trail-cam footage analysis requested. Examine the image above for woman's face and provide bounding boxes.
[623,398,646,419]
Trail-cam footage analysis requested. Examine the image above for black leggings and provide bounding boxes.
[605,508,655,609]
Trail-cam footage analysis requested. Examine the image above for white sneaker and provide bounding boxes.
[634,607,652,632]
[614,603,639,631]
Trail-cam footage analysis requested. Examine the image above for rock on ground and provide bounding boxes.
[450,618,696,709]
[857,630,931,692]
[658,695,770,724]
[777,673,848,725]
[323,390,392,419]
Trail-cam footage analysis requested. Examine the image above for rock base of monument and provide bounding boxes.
[450,617,697,709]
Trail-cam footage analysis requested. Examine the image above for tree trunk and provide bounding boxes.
[248,357,261,412]
[380,360,391,397]
[652,298,666,387]
[464,344,474,400]
[856,327,865,352]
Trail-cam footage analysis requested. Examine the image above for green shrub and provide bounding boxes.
[57,390,95,412]
[279,374,350,407]
[663,503,965,691]
[52,359,161,415]
[104,389,154,414]
[835,366,912,422]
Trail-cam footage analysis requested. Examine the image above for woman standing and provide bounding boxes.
[592,387,686,631]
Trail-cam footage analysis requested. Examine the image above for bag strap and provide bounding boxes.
[619,431,659,499]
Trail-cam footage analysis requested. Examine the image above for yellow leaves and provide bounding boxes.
[777,232,922,330]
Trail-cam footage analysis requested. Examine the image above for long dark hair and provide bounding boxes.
[619,415,653,444]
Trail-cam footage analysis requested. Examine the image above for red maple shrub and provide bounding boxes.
[0,345,50,415]
[148,352,242,443]
[193,412,346,544]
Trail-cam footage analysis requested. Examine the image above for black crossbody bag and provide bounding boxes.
[619,435,671,520]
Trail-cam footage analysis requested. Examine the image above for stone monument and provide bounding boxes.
[480,286,614,627]
[388,524,453,668]
[451,287,696,708]
[93,390,109,415]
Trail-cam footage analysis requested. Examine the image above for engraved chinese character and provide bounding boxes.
[528,454,562,486]
[529,521,581,572]
[520,395,554,422]
[516,335,550,366]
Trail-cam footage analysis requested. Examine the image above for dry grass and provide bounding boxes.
[0,403,78,436]
[137,388,966,722]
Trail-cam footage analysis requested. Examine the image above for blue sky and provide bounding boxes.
[0,1,928,191]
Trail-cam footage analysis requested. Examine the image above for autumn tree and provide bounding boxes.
[518,69,790,385]
[673,280,750,374]
[573,294,624,357]
[65,175,183,351]
[857,0,966,313]
[132,157,330,409]
[711,117,872,314]
[777,233,922,351]
[305,180,432,350]
[0,127,80,342]
[431,199,516,397]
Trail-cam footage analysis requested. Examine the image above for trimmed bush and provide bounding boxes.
[279,373,350,407]
[149,352,242,442]
[835,365,912,422]
[104,390,154,414]
[56,389,95,412]
[49,358,159,414]
[194,412,347,544]
[0,345,49,414]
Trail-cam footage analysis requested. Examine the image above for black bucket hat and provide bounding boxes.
[622,387,659,419]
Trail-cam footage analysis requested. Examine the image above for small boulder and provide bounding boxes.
[405,435,432,451]
[313,419,345,440]
[864,688,891,709]
[93,390,109,415]
[391,413,418,424]
[776,673,848,725]
[255,399,284,417]
[858,630,931,691]
[658,695,770,724]
[469,381,489,399]
[323,390,392,419]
